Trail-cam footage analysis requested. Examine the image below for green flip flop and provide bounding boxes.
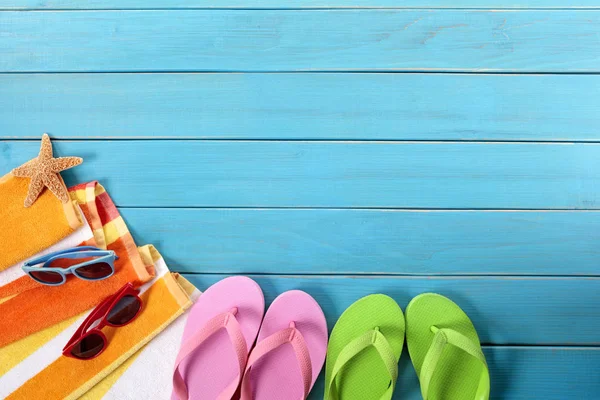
[324,294,405,400]
[406,293,490,400]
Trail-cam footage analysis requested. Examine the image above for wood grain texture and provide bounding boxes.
[2,10,600,72]
[3,140,599,209]
[120,208,600,275]
[3,73,600,141]
[4,0,600,10]
[183,274,600,345]
[1,0,598,393]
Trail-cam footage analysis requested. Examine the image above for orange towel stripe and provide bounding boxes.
[6,276,187,400]
[0,175,82,271]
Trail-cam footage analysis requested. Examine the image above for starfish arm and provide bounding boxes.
[42,173,70,203]
[38,133,54,161]
[24,174,45,208]
[11,159,37,177]
[49,156,83,173]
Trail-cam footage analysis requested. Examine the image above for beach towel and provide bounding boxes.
[0,245,193,400]
[0,182,153,348]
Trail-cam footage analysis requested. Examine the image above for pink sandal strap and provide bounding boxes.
[172,308,248,400]
[240,322,313,400]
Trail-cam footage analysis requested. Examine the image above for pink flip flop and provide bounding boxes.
[239,290,328,400]
[172,276,264,400]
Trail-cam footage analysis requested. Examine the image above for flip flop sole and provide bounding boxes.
[246,290,328,399]
[172,276,264,400]
[406,293,486,400]
[325,294,405,400]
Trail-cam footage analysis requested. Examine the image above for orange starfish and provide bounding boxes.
[11,134,83,208]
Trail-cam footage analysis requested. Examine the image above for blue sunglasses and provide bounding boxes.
[22,246,118,286]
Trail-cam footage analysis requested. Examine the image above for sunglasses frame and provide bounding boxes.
[63,282,142,360]
[22,246,118,286]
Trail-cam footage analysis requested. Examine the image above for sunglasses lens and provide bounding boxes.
[29,270,63,284]
[70,332,105,359]
[107,295,141,326]
[74,262,113,280]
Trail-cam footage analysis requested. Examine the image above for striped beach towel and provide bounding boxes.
[0,182,195,399]
[0,182,153,348]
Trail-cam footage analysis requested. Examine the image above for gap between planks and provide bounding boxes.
[4,70,600,75]
[1,139,598,145]
[112,206,600,212]
[4,138,600,144]
[179,272,600,278]
[4,7,600,11]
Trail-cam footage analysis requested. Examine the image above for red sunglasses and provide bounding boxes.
[63,282,142,360]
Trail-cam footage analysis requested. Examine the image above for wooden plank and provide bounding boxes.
[2,10,600,72]
[3,140,600,209]
[3,0,600,10]
[308,346,600,399]
[183,275,600,345]
[120,208,600,275]
[3,73,600,141]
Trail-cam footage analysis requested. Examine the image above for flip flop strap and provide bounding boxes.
[420,326,490,400]
[240,325,313,400]
[327,329,398,400]
[172,310,248,400]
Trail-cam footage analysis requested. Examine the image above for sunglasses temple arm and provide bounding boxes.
[64,283,133,351]
[86,296,116,329]
[65,293,116,350]
[64,316,92,350]
[24,252,59,267]
[25,246,103,266]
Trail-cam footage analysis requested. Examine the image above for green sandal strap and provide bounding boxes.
[420,326,490,400]
[327,329,399,400]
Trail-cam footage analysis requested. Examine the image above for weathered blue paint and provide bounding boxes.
[2,73,600,141]
[119,208,600,275]
[4,140,600,209]
[2,10,600,72]
[4,0,600,9]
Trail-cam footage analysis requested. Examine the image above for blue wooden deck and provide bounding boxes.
[1,2,599,398]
